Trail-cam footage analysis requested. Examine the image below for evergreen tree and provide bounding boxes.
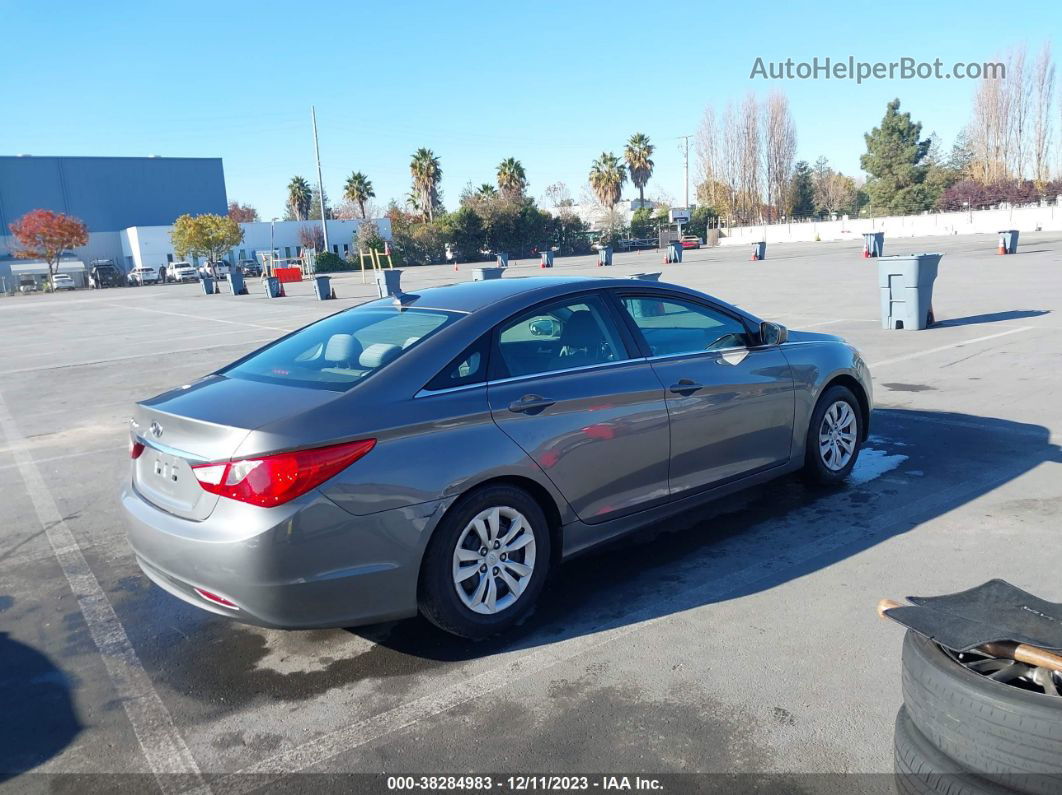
[859,99,932,214]
[789,161,815,218]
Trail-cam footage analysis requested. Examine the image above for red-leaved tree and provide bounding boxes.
[9,209,89,280]
[227,201,259,222]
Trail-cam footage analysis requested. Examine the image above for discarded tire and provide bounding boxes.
[894,707,1007,795]
[901,630,1062,794]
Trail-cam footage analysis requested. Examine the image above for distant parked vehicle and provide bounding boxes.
[238,259,262,277]
[680,236,702,250]
[167,263,199,283]
[89,261,124,289]
[18,276,39,293]
[199,261,230,280]
[50,273,76,291]
[619,238,657,251]
[127,266,160,285]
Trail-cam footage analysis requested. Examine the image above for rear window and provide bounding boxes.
[221,307,458,391]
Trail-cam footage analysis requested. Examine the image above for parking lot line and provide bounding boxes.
[870,326,1033,368]
[210,457,1017,793]
[0,391,210,795]
[112,303,295,332]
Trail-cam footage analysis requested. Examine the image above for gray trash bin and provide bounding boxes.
[496,252,509,268]
[201,276,216,295]
[598,246,613,267]
[631,272,661,281]
[472,267,504,281]
[375,268,403,298]
[265,276,282,298]
[313,275,333,300]
[540,251,554,268]
[227,270,246,295]
[666,242,683,263]
[751,241,766,261]
[878,253,942,330]
[997,229,1019,254]
[863,232,884,257]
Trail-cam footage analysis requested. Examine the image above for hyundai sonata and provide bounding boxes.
[123,276,872,638]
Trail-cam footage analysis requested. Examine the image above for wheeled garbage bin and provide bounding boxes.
[751,241,766,261]
[201,276,216,295]
[227,270,246,295]
[666,242,683,263]
[496,252,509,268]
[878,253,942,330]
[997,230,1019,254]
[265,276,282,298]
[374,268,403,298]
[472,267,504,281]
[313,275,333,300]
[863,232,885,257]
[540,251,554,268]
[597,246,613,266]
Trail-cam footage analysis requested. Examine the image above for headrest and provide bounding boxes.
[324,334,360,363]
[359,343,402,369]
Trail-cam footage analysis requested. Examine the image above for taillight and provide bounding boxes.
[130,439,145,459]
[191,439,375,507]
[193,587,239,609]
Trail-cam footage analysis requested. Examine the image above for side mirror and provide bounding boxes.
[529,318,559,337]
[760,321,788,346]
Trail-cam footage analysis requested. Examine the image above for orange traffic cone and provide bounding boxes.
[453,261,459,271]
[750,252,758,261]
[862,245,870,258]
[998,236,1006,255]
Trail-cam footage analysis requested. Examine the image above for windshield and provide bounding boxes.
[220,307,459,391]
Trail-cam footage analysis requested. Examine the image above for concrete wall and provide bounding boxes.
[717,200,1062,247]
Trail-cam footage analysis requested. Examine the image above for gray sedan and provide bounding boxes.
[122,276,872,638]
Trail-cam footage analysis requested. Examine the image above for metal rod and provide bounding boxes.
[311,105,330,253]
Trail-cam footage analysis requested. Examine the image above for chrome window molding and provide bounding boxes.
[415,356,648,398]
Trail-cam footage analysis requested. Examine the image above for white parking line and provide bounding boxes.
[210,461,1016,793]
[112,303,294,332]
[870,326,1033,368]
[0,391,209,795]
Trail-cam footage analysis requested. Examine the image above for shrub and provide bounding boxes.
[313,251,352,273]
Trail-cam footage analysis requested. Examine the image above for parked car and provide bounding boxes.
[237,259,262,277]
[127,266,160,285]
[167,263,199,283]
[89,261,124,288]
[50,273,76,290]
[199,261,230,280]
[18,276,39,293]
[680,236,702,249]
[123,276,872,638]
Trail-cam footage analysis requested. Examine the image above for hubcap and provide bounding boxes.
[818,400,857,471]
[452,506,537,615]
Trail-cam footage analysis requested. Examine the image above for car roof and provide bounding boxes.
[358,275,759,322]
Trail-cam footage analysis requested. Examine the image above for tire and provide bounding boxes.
[894,706,1009,795]
[802,384,862,485]
[418,485,551,640]
[901,630,1062,794]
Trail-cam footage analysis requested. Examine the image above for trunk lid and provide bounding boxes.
[131,374,340,520]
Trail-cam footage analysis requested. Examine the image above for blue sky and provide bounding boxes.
[3,0,1057,218]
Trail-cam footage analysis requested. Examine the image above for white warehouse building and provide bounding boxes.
[119,218,392,271]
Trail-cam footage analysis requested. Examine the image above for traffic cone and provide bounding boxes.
[750,252,758,261]
[862,244,870,258]
[998,236,1006,255]
[453,261,459,271]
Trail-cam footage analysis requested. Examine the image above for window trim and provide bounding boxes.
[606,289,760,359]
[488,289,640,382]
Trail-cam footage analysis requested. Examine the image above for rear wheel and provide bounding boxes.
[419,485,551,639]
[802,385,862,485]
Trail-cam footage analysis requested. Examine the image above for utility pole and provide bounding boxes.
[678,134,693,208]
[311,105,330,254]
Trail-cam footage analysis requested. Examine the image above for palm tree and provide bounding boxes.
[343,172,375,219]
[624,133,655,207]
[476,183,498,199]
[496,157,527,198]
[588,152,627,209]
[409,148,442,222]
[287,176,312,221]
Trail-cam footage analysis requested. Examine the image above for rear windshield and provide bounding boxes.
[220,307,459,391]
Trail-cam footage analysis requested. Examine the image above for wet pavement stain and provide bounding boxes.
[881,383,935,392]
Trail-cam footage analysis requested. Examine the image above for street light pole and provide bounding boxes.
[270,217,277,277]
[311,105,330,254]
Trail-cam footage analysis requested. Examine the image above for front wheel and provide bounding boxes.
[803,385,862,485]
[419,485,551,639]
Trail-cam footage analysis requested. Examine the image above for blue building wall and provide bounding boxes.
[0,156,227,233]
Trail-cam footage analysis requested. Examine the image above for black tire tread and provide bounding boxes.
[901,630,1062,794]
[894,706,1009,795]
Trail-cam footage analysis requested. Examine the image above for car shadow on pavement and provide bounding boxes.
[352,408,1062,662]
[0,629,80,780]
[933,309,1049,328]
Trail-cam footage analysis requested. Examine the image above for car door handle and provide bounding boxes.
[669,379,703,395]
[508,395,556,414]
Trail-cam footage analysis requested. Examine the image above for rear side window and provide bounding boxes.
[222,307,459,391]
[424,335,490,391]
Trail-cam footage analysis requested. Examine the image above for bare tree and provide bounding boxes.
[719,102,742,220]
[1007,45,1031,177]
[1032,43,1056,186]
[762,92,797,222]
[695,106,723,207]
[737,93,762,222]
[969,66,1008,183]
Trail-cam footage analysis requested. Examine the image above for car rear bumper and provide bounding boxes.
[121,485,447,629]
